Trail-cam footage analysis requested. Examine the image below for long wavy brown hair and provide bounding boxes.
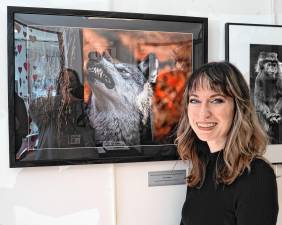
[176,61,268,187]
[55,68,84,131]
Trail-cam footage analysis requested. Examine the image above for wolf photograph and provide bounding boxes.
[13,22,193,162]
[82,28,193,150]
[9,9,208,166]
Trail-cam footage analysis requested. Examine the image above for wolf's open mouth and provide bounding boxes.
[88,65,115,89]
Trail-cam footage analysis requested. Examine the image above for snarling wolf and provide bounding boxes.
[86,51,159,147]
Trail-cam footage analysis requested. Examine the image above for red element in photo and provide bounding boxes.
[32,74,38,81]
[24,62,30,72]
[17,45,22,54]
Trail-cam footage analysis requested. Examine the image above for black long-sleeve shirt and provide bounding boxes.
[180,147,278,225]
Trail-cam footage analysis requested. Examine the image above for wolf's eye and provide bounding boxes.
[115,64,128,73]
[115,64,132,79]
[118,68,127,73]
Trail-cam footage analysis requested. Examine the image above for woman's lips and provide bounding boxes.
[196,122,217,130]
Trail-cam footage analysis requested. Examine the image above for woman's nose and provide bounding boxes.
[199,102,211,119]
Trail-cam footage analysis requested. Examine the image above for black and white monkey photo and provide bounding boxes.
[250,44,282,144]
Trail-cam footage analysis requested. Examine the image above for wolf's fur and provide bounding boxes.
[86,52,159,146]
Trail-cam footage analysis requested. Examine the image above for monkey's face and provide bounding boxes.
[264,61,278,79]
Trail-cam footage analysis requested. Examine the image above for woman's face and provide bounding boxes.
[64,71,79,90]
[187,84,235,152]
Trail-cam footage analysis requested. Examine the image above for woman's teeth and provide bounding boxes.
[196,122,217,128]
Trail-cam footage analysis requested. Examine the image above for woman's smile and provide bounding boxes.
[187,85,235,152]
[196,122,217,129]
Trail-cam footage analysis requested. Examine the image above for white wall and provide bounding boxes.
[1,0,282,225]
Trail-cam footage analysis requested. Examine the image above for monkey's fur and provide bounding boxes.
[254,52,282,138]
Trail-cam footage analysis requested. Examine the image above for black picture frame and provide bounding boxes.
[8,6,208,167]
[225,22,282,164]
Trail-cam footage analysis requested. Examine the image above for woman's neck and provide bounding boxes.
[207,139,226,153]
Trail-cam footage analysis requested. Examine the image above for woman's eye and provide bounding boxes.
[210,98,225,104]
[189,98,200,104]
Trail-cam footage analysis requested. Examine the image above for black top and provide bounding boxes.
[180,144,279,225]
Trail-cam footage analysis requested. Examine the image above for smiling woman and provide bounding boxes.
[176,61,278,225]
[187,88,234,152]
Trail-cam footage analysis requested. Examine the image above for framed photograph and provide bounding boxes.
[8,6,208,167]
[225,23,282,163]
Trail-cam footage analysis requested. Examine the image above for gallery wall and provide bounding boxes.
[1,0,282,225]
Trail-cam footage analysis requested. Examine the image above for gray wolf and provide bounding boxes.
[86,51,159,147]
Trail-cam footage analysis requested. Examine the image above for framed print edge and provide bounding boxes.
[7,7,17,168]
[8,6,208,167]
[225,22,282,163]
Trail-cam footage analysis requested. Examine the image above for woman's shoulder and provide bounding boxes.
[235,157,276,188]
[232,157,278,223]
[230,159,279,225]
[249,158,275,176]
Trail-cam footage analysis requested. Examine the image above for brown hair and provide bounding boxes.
[55,68,83,130]
[176,61,268,187]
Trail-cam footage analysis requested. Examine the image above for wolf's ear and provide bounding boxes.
[138,53,159,83]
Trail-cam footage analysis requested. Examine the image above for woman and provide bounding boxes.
[176,62,278,225]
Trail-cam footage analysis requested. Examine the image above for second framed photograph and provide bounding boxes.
[8,6,208,167]
[225,23,282,163]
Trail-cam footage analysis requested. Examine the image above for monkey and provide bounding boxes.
[254,51,282,142]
